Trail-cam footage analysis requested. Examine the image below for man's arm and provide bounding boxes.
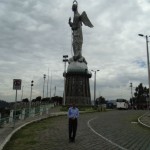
[76,108,79,118]
[68,108,73,118]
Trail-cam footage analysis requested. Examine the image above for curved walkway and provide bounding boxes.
[1,109,150,150]
[138,111,150,128]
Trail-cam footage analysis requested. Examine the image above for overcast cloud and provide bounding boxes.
[0,0,150,102]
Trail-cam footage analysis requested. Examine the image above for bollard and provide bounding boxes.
[21,109,25,120]
[31,108,35,117]
[9,110,14,123]
[46,107,49,115]
[19,114,22,120]
[43,106,46,115]
[40,106,43,116]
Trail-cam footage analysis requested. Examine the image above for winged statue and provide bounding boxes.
[80,11,93,28]
[68,0,93,64]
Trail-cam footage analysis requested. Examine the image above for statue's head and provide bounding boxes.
[72,0,78,11]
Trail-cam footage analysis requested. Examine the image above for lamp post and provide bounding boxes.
[29,80,34,114]
[138,34,150,109]
[130,82,133,98]
[43,74,46,98]
[47,68,49,98]
[130,82,133,107]
[63,55,68,105]
[49,72,52,101]
[21,86,24,101]
[91,70,100,105]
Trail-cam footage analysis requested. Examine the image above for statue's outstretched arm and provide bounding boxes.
[68,17,73,27]
[81,11,94,28]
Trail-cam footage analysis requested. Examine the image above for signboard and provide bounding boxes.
[13,79,22,90]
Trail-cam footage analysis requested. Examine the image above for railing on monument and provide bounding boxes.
[0,102,54,128]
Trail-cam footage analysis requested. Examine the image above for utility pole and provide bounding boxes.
[63,55,68,105]
[91,70,100,105]
[130,82,133,98]
[21,86,24,101]
[47,68,49,98]
[49,72,52,100]
[29,80,34,115]
[139,34,150,109]
[43,74,46,98]
[54,86,56,97]
[130,82,133,107]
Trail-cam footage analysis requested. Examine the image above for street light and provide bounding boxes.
[138,34,150,109]
[91,70,100,105]
[130,82,133,98]
[130,82,133,107]
[21,86,24,101]
[29,80,34,114]
[63,55,68,105]
[63,55,69,72]
[43,74,46,98]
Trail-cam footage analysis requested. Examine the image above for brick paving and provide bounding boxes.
[41,110,150,150]
[2,109,150,150]
[139,111,150,127]
[89,110,150,150]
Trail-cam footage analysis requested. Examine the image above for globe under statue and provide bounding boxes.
[64,0,93,105]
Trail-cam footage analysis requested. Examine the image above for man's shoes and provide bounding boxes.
[71,138,75,143]
[69,138,75,143]
[69,139,72,143]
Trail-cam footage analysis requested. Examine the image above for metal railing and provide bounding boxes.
[0,103,54,128]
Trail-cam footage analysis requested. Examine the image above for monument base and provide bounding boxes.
[64,61,92,105]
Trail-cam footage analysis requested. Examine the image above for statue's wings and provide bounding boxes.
[80,11,94,28]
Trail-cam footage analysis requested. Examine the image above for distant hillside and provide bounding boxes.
[0,100,10,109]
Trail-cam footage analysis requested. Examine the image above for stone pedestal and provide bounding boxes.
[64,61,92,105]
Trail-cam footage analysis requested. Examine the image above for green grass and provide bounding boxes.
[3,117,56,150]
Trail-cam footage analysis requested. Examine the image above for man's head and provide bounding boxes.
[72,102,76,108]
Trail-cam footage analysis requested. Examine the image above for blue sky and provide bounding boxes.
[0,0,150,102]
[134,59,146,68]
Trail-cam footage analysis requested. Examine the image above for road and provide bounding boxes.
[4,110,150,150]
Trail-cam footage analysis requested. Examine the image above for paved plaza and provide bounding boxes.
[2,109,150,150]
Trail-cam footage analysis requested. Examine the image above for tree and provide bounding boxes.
[35,96,42,102]
[41,97,50,103]
[133,83,148,109]
[51,96,63,105]
[22,98,29,103]
[95,96,106,106]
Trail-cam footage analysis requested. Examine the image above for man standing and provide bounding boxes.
[68,103,79,143]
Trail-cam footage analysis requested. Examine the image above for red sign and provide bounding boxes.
[13,79,22,90]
